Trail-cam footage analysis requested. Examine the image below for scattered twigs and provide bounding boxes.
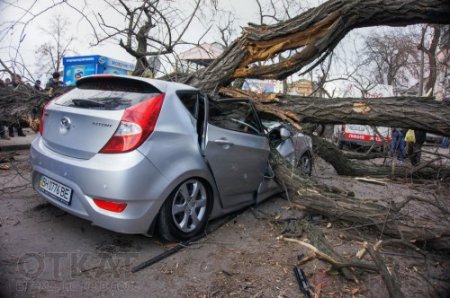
[364,243,405,298]
[393,195,450,216]
[271,149,450,251]
[421,149,450,159]
[355,177,387,186]
[0,152,17,163]
[378,239,427,256]
[280,236,378,274]
[410,157,442,174]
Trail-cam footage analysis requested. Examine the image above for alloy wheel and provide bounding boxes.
[171,179,207,233]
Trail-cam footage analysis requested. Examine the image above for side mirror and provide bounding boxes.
[280,127,291,140]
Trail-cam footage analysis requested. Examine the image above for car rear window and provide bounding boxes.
[55,77,161,110]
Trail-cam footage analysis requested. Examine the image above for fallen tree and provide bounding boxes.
[2,0,450,133]
[278,96,450,137]
[219,88,450,136]
[2,2,450,294]
[271,152,450,251]
[311,135,450,178]
[185,0,450,91]
[1,0,449,241]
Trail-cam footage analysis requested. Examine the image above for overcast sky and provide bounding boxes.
[0,0,328,78]
[0,0,388,87]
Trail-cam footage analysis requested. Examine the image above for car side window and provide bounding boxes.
[209,101,262,135]
[177,92,198,118]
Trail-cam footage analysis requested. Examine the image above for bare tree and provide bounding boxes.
[216,12,236,48]
[364,28,419,88]
[418,24,442,95]
[93,0,202,76]
[254,0,306,25]
[0,0,69,80]
[34,14,76,75]
[434,25,450,100]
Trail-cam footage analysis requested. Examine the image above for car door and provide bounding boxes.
[204,99,270,208]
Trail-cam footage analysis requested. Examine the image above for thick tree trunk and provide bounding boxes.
[186,0,450,92]
[278,95,450,136]
[311,135,450,178]
[424,26,441,94]
[220,88,450,136]
[1,88,449,139]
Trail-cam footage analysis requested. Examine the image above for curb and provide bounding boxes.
[0,143,31,152]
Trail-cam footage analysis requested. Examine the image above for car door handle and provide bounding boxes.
[213,139,234,148]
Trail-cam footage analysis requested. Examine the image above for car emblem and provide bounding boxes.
[59,117,72,135]
[61,117,71,129]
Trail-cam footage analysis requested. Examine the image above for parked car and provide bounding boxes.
[264,122,313,176]
[332,124,391,149]
[31,75,284,241]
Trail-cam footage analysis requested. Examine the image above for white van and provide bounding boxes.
[333,124,391,149]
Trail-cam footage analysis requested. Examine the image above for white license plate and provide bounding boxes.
[39,175,73,205]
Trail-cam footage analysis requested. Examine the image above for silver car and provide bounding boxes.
[31,75,280,241]
[265,122,313,176]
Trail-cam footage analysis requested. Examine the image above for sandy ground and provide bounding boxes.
[0,148,449,297]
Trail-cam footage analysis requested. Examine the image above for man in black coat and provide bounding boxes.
[410,130,426,166]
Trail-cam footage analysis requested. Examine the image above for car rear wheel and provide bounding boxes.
[158,178,211,242]
[298,153,312,176]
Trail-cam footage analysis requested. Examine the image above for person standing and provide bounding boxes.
[410,130,426,166]
[5,77,12,87]
[45,72,65,90]
[390,128,406,161]
[0,79,10,140]
[34,80,43,91]
[8,74,26,137]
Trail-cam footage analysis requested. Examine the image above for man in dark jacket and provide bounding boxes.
[45,72,65,90]
[410,130,426,166]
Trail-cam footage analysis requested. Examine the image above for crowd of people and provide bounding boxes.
[0,72,65,140]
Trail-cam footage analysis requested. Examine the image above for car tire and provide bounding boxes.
[158,178,211,242]
[298,153,313,176]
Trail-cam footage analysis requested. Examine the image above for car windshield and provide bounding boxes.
[55,78,160,110]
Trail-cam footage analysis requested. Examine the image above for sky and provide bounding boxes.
[0,0,327,80]
[0,0,398,88]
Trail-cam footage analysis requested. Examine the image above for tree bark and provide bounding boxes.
[311,135,450,179]
[424,26,441,94]
[1,88,449,139]
[276,95,450,136]
[186,0,450,92]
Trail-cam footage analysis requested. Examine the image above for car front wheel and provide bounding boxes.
[158,178,211,242]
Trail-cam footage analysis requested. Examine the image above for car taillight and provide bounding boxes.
[93,198,127,213]
[100,94,165,153]
[39,101,53,136]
